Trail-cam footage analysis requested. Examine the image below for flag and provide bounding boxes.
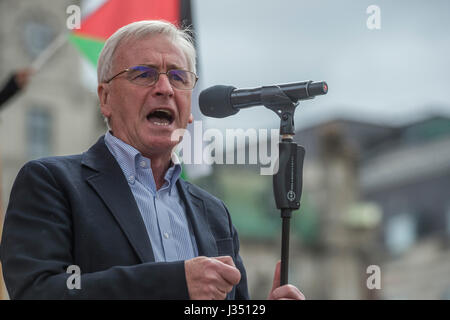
[69,0,180,66]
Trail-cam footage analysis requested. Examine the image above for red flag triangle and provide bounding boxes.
[74,0,180,41]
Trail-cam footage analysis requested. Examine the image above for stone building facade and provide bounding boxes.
[0,0,104,299]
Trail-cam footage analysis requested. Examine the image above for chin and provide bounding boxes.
[142,137,178,155]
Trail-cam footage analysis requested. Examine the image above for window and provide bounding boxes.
[23,22,55,59]
[27,108,52,159]
[385,212,417,256]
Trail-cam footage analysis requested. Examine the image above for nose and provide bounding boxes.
[153,73,174,97]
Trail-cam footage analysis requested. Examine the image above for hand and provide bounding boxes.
[185,256,241,300]
[14,68,34,89]
[268,261,305,300]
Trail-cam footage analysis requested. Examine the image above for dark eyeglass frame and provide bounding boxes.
[104,65,198,90]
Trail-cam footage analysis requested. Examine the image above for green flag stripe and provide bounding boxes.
[69,34,105,66]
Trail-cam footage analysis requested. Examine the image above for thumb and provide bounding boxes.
[271,260,281,292]
[214,256,236,267]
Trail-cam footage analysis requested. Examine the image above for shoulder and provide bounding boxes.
[15,154,84,187]
[21,154,83,174]
[20,135,106,175]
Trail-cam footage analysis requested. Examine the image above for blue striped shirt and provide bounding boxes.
[104,131,198,262]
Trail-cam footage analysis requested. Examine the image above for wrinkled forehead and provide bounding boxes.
[112,34,189,71]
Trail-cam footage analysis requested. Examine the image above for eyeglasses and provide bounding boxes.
[105,65,198,90]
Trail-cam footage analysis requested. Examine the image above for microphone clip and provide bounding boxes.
[260,85,301,135]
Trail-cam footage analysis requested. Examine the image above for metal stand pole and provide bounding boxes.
[261,86,305,286]
[280,210,292,285]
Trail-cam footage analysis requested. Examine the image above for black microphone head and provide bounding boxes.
[199,85,239,118]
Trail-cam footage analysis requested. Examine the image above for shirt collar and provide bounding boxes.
[104,131,182,195]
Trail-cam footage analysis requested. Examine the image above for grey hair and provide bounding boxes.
[97,20,197,84]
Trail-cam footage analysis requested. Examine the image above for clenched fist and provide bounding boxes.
[185,256,241,300]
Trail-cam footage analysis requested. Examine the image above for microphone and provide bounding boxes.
[199,81,328,118]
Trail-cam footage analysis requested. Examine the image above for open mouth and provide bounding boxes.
[146,109,174,126]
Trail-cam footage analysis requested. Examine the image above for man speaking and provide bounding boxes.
[0,20,304,300]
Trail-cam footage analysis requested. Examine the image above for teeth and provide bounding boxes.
[151,120,170,126]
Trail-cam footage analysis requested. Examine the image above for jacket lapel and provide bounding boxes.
[81,136,155,263]
[177,179,218,258]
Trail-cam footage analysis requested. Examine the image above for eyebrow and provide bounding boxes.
[138,63,185,70]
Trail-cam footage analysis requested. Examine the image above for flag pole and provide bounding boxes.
[31,32,68,72]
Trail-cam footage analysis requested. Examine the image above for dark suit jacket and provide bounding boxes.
[0,136,249,299]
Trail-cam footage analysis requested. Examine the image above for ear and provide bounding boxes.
[188,113,194,124]
[98,83,112,118]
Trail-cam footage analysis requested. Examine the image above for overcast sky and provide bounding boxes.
[84,0,450,130]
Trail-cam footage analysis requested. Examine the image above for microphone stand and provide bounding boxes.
[261,86,305,286]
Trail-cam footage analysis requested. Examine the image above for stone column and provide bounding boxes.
[317,123,363,299]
